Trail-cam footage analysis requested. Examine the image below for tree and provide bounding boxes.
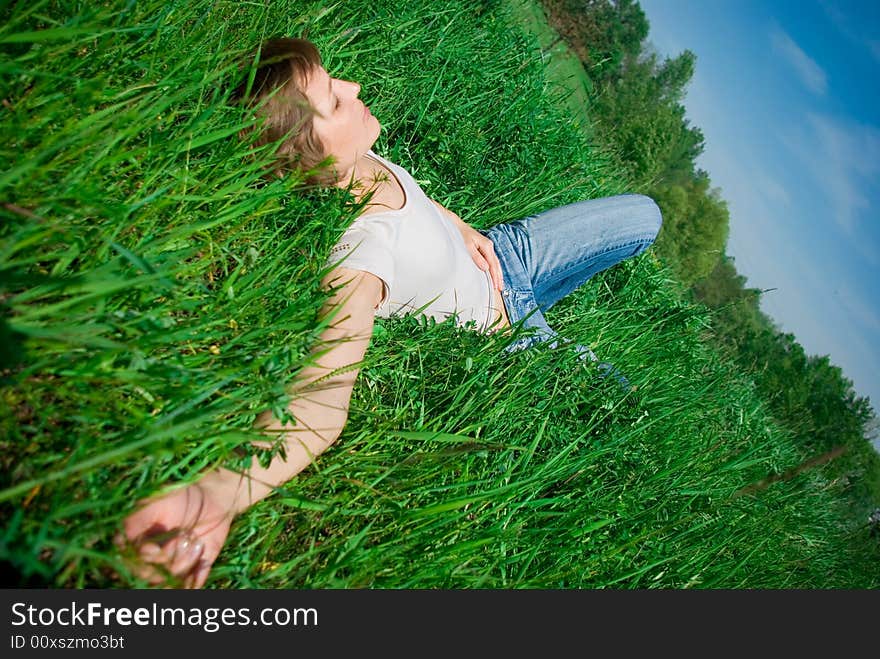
[542,0,649,82]
[649,173,729,286]
[591,49,704,186]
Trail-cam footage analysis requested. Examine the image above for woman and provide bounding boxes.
[118,38,662,588]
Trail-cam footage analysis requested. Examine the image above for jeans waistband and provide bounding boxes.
[482,225,549,341]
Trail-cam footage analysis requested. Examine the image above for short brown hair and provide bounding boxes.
[233,37,337,186]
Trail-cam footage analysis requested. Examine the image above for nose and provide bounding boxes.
[342,79,360,97]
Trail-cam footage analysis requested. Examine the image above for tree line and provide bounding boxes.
[540,0,880,512]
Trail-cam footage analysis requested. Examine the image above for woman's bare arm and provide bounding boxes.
[200,267,383,511]
[120,267,383,587]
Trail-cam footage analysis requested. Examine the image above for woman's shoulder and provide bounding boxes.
[357,152,408,215]
[365,149,397,169]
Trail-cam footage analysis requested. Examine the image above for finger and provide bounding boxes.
[131,539,199,589]
[470,247,489,272]
[113,532,127,552]
[186,558,214,589]
[479,243,504,291]
[125,543,170,586]
[119,525,199,588]
[166,535,205,578]
[115,531,165,585]
[183,537,222,589]
[490,253,504,291]
[129,536,191,586]
[138,542,163,562]
[129,562,166,586]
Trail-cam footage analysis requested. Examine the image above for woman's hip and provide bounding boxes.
[482,194,662,312]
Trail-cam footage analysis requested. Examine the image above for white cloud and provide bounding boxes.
[779,113,880,245]
[720,160,822,304]
[696,128,880,412]
[819,0,880,65]
[755,175,791,208]
[770,28,828,95]
[808,115,871,235]
[837,287,880,333]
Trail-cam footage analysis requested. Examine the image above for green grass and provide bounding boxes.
[2,0,878,588]
[504,0,595,133]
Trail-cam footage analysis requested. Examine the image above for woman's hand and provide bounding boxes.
[432,200,504,291]
[457,222,505,292]
[114,269,381,589]
[116,478,233,588]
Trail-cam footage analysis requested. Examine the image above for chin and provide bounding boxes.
[369,123,382,146]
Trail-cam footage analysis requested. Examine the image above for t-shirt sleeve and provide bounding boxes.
[324,223,394,308]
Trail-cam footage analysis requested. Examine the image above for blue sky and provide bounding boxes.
[638,0,880,449]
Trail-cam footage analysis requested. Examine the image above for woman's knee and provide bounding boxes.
[570,194,663,242]
[619,194,663,241]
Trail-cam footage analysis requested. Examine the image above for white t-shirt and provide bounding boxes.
[325,150,494,332]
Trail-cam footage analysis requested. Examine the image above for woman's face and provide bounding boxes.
[303,65,381,182]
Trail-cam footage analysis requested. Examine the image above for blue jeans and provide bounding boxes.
[481,194,662,376]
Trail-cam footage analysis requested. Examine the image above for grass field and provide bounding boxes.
[2,0,878,588]
[504,0,595,132]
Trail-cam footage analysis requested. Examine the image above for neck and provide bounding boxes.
[334,153,374,202]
